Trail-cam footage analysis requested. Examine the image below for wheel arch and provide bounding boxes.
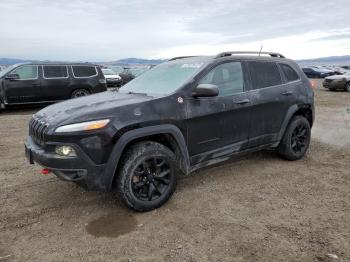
[101,124,190,191]
[276,104,314,145]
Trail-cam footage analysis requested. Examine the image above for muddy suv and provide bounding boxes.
[25,51,314,211]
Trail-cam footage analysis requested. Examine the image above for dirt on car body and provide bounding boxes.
[0,80,349,261]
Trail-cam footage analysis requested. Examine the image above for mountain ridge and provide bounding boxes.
[1,55,349,66]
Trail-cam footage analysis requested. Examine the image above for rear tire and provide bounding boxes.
[116,141,178,212]
[277,116,311,161]
[71,89,90,98]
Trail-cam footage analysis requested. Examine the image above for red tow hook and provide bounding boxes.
[41,168,51,175]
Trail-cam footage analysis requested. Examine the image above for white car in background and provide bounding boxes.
[101,68,122,88]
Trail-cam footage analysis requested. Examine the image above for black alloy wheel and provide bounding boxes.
[277,116,311,161]
[131,157,171,201]
[290,124,308,154]
[117,141,178,212]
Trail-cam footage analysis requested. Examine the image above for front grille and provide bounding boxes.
[324,79,333,83]
[29,117,49,146]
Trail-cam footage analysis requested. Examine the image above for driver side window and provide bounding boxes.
[11,65,38,80]
[199,62,244,96]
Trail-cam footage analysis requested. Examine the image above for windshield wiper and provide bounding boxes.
[127,91,148,95]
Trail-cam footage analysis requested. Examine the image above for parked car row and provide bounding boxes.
[302,65,350,78]
[101,65,152,87]
[0,61,154,110]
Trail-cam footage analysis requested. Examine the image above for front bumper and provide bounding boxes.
[323,79,347,89]
[106,79,122,87]
[25,136,108,190]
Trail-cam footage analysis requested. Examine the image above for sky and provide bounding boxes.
[0,0,349,61]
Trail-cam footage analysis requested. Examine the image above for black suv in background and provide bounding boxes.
[25,51,314,211]
[0,63,106,109]
[302,67,334,78]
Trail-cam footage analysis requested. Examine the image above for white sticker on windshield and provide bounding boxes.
[181,63,203,68]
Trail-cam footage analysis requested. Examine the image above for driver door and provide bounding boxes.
[5,65,42,104]
[186,61,251,162]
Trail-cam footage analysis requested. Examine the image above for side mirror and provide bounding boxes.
[192,84,219,98]
[5,73,20,81]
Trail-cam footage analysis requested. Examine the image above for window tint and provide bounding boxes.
[43,66,68,78]
[199,62,244,96]
[11,65,38,80]
[281,64,299,82]
[249,61,282,89]
[72,66,97,77]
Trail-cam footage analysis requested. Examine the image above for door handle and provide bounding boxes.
[282,91,293,96]
[235,99,250,105]
[31,83,40,87]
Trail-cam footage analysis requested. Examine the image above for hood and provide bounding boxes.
[325,75,350,80]
[35,90,157,126]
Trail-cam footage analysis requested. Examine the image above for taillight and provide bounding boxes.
[310,79,316,89]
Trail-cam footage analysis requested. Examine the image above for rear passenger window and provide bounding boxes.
[249,61,282,89]
[199,62,244,96]
[43,66,68,78]
[72,66,97,77]
[281,64,299,82]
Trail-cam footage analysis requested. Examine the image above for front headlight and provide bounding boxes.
[55,119,110,133]
[55,146,76,157]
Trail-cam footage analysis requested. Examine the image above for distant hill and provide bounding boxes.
[1,55,349,66]
[103,58,165,65]
[297,55,350,66]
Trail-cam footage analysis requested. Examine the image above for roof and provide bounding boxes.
[168,51,288,63]
[17,62,99,66]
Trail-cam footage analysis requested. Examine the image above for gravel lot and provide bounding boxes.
[0,80,349,262]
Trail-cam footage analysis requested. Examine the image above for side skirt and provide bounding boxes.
[190,142,276,173]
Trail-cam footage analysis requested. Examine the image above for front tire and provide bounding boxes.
[116,141,178,212]
[277,116,311,161]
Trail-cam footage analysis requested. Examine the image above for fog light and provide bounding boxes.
[55,146,76,157]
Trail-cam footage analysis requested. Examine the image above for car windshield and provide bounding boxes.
[120,58,206,95]
[102,68,115,75]
[129,67,149,77]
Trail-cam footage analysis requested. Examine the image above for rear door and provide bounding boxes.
[246,60,290,147]
[186,61,251,160]
[4,65,42,104]
[42,65,70,101]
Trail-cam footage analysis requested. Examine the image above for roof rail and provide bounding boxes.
[215,51,286,59]
[168,56,197,61]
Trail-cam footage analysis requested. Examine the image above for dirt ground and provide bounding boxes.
[0,80,349,262]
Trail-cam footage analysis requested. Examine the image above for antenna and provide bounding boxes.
[259,45,263,56]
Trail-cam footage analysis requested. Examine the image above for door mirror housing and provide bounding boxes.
[5,73,20,81]
[192,84,219,98]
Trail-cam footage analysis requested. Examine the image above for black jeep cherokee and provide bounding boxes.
[25,51,314,211]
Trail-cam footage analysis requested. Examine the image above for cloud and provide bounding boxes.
[0,0,349,60]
